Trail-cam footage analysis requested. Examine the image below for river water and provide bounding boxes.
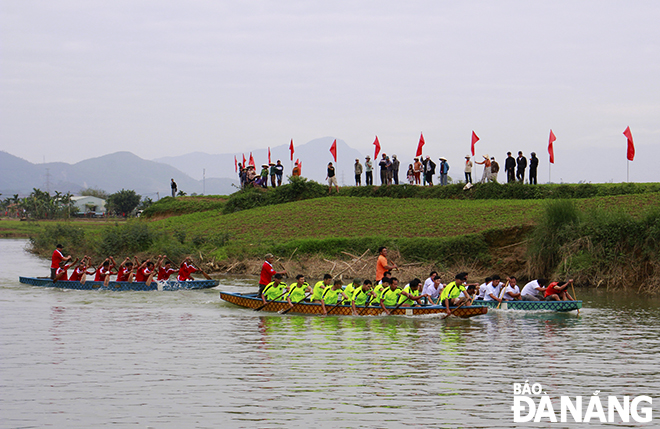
[0,239,658,428]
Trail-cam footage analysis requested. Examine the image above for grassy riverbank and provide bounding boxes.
[14,182,660,292]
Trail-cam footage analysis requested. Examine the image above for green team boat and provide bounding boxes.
[472,299,582,312]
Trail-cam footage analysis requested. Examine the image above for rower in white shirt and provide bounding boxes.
[422,275,444,304]
[483,275,503,302]
[502,276,521,301]
[476,277,492,300]
[520,279,548,301]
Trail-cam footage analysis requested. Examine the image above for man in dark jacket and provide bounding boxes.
[505,152,516,183]
[529,152,539,184]
[423,156,436,186]
[516,151,527,183]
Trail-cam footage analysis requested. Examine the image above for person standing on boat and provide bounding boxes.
[51,244,71,280]
[376,247,397,282]
[520,278,548,301]
[259,253,286,296]
[171,179,177,197]
[440,272,472,315]
[261,274,287,304]
[502,277,521,300]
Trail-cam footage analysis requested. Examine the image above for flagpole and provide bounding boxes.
[549,164,551,184]
[627,160,629,183]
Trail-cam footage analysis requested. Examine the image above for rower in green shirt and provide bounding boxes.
[311,274,333,303]
[440,272,473,316]
[372,277,390,306]
[261,274,287,303]
[342,278,361,304]
[380,277,402,314]
[286,274,311,307]
[351,280,374,315]
[321,280,349,316]
[397,278,429,307]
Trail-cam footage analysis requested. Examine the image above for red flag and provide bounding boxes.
[268,147,271,164]
[471,131,479,156]
[234,155,238,172]
[242,153,246,166]
[548,130,556,164]
[329,139,337,162]
[373,136,381,159]
[416,133,425,157]
[623,126,635,161]
[289,139,294,161]
[248,152,255,167]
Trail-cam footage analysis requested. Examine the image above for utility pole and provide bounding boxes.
[203,168,206,195]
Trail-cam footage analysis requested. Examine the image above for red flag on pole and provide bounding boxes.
[373,136,381,159]
[471,131,479,156]
[248,152,255,167]
[416,133,425,157]
[234,155,238,172]
[268,147,271,164]
[289,139,294,161]
[548,130,556,164]
[329,139,337,162]
[623,126,635,161]
[242,154,246,166]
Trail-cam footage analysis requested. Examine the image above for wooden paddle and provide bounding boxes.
[325,293,349,316]
[496,280,510,309]
[279,292,312,315]
[358,293,376,315]
[254,290,287,312]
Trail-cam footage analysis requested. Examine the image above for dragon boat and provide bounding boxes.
[471,299,582,312]
[19,276,219,291]
[219,292,488,317]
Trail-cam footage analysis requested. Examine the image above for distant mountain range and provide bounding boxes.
[0,151,237,198]
[153,136,366,185]
[1,137,368,198]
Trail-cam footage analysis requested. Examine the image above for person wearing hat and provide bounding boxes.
[475,155,491,183]
[365,156,373,185]
[51,244,71,280]
[269,162,277,188]
[354,158,363,186]
[413,157,422,185]
[258,164,269,188]
[439,157,450,186]
[464,156,473,184]
[259,253,287,295]
[529,152,539,184]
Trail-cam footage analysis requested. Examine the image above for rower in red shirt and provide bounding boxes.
[54,257,79,282]
[94,258,116,286]
[115,257,135,282]
[69,256,94,282]
[157,257,178,281]
[177,257,197,281]
[50,244,71,280]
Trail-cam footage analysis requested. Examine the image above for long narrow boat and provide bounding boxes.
[471,299,582,312]
[19,276,219,291]
[219,292,488,317]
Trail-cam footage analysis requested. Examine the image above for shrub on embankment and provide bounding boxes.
[141,196,227,218]
[528,200,660,293]
[222,177,660,213]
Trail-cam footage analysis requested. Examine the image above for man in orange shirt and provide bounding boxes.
[376,246,397,282]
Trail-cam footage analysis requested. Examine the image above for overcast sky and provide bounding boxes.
[1,1,659,183]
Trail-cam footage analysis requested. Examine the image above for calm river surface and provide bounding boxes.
[1,239,658,428]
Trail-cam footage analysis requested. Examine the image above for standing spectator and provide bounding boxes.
[464,156,473,184]
[423,156,436,186]
[326,162,339,193]
[237,163,245,188]
[385,156,393,185]
[365,156,373,185]
[291,161,301,177]
[269,162,277,188]
[413,157,422,185]
[439,157,450,186]
[406,164,414,184]
[379,154,388,185]
[516,151,527,182]
[392,155,400,185]
[275,160,284,186]
[490,157,500,182]
[505,152,516,183]
[529,152,539,184]
[475,155,491,183]
[259,164,269,188]
[354,158,363,186]
[171,179,177,197]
